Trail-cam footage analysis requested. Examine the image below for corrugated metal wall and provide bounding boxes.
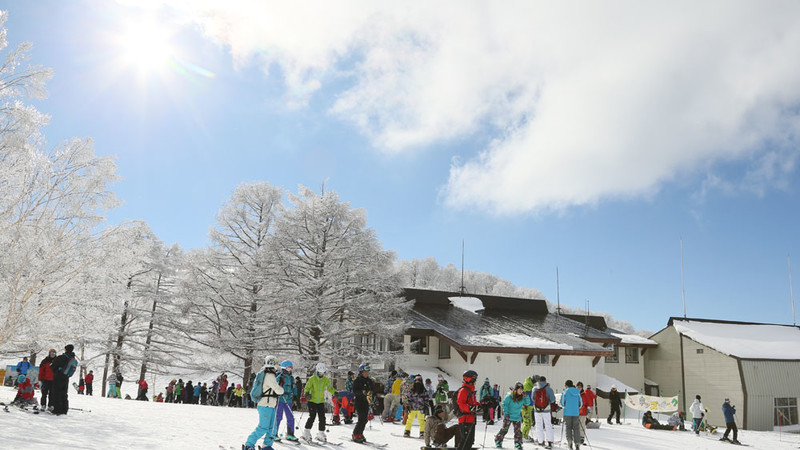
[740,360,800,431]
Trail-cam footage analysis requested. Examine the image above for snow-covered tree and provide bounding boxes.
[270,185,409,369]
[0,13,118,348]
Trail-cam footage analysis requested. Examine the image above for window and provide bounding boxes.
[438,339,451,359]
[696,349,704,354]
[410,336,429,355]
[775,397,798,426]
[625,347,639,363]
[530,354,549,365]
[605,346,619,363]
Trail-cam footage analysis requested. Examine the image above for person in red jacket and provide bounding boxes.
[84,370,94,396]
[39,348,57,409]
[13,375,36,406]
[456,370,481,450]
[137,379,149,401]
[579,383,597,425]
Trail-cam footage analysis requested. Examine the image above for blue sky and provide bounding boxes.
[4,1,800,332]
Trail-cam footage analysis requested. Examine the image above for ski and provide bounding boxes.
[391,432,424,439]
[350,442,388,448]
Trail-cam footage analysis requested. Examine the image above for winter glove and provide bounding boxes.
[368,413,374,420]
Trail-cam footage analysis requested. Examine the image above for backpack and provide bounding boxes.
[534,385,549,409]
[450,386,467,417]
[61,356,79,377]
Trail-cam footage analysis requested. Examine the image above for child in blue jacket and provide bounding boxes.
[494,382,531,449]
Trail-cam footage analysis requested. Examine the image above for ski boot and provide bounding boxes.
[403,430,411,437]
[488,419,495,425]
[301,428,312,442]
[344,417,353,424]
[514,443,523,450]
[332,414,341,425]
[352,434,367,443]
[242,445,255,450]
[315,430,327,443]
[732,439,742,445]
[285,433,298,442]
[546,442,554,449]
[419,431,424,439]
[494,439,503,448]
[719,436,730,442]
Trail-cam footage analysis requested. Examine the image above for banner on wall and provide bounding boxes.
[624,393,679,413]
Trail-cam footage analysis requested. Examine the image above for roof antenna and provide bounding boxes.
[789,254,796,327]
[459,239,466,296]
[681,237,687,318]
[584,299,590,336]
[556,266,561,315]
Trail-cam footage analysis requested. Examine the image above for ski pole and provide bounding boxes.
[579,418,593,450]
[482,418,489,449]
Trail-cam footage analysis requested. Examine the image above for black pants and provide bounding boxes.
[723,421,738,440]
[51,375,70,415]
[353,395,370,436]
[457,422,475,450]
[40,379,53,407]
[86,382,93,396]
[608,405,621,423]
[305,401,327,431]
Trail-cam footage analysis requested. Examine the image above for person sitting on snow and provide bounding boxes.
[642,411,677,430]
[12,374,36,407]
[667,411,686,431]
[425,404,461,448]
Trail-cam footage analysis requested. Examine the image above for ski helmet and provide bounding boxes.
[315,362,327,374]
[462,370,478,384]
[280,360,293,372]
[514,382,524,390]
[358,363,371,373]
[264,355,280,370]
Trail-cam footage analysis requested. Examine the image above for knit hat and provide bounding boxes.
[724,398,730,402]
[696,395,701,400]
[65,344,74,353]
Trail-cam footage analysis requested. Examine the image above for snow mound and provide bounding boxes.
[449,296,484,313]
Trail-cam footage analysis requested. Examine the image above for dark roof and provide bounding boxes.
[667,316,799,328]
[561,314,608,332]
[402,288,619,356]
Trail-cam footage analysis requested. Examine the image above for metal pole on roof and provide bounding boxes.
[789,254,796,327]
[681,238,687,318]
[556,266,561,315]
[460,240,466,296]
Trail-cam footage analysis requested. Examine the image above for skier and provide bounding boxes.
[582,384,597,424]
[532,375,556,449]
[351,363,376,443]
[39,348,57,410]
[720,398,740,444]
[301,362,337,443]
[479,378,495,424]
[494,382,529,450]
[689,395,705,434]
[273,360,299,442]
[607,385,622,424]
[493,383,502,420]
[456,369,481,450]
[560,379,583,450]
[244,355,284,450]
[11,374,36,407]
[107,372,118,398]
[403,375,430,438]
[137,378,149,401]
[426,404,461,448]
[50,344,78,415]
[84,370,94,396]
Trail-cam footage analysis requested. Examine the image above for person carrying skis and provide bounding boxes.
[301,362,337,444]
[494,382,529,450]
[532,376,556,448]
[351,363,376,444]
[607,385,622,424]
[273,360,298,442]
[480,377,495,424]
[244,355,284,450]
[720,398,740,444]
[403,375,430,438]
[560,379,583,450]
[39,349,57,410]
[456,369,481,450]
[689,394,705,434]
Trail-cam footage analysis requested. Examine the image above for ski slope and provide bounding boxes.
[1,386,798,450]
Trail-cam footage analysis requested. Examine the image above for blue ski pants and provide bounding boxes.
[275,401,295,437]
[247,405,278,447]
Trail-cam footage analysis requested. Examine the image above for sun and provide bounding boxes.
[116,19,175,77]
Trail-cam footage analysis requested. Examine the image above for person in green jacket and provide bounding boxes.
[301,362,337,444]
[521,374,538,440]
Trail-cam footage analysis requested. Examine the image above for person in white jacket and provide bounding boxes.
[244,356,285,450]
[689,395,705,434]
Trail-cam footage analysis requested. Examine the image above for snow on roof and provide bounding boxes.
[672,319,800,359]
[467,333,573,350]
[644,378,658,386]
[597,373,638,393]
[449,296,485,313]
[610,332,657,346]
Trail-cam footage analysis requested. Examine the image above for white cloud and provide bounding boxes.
[149,0,800,213]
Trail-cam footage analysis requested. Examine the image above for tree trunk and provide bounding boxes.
[113,299,129,373]
[101,351,110,398]
[139,273,162,382]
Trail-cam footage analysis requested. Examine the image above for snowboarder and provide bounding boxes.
[560,379,583,450]
[456,369,481,450]
[532,376,556,448]
[607,385,622,424]
[351,363,376,443]
[301,362,337,443]
[720,398,740,444]
[403,375,430,438]
[690,395,705,433]
[49,344,78,415]
[426,404,461,448]
[274,360,298,442]
[39,348,57,409]
[495,382,529,450]
[244,355,284,450]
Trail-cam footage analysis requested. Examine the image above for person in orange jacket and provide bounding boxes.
[456,370,481,450]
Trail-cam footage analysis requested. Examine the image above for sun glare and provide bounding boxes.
[117,20,175,76]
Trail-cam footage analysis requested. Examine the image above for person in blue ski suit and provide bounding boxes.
[560,379,583,450]
[244,356,284,450]
[721,398,740,444]
[273,360,298,442]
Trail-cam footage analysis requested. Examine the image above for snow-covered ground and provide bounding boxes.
[1,386,799,450]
